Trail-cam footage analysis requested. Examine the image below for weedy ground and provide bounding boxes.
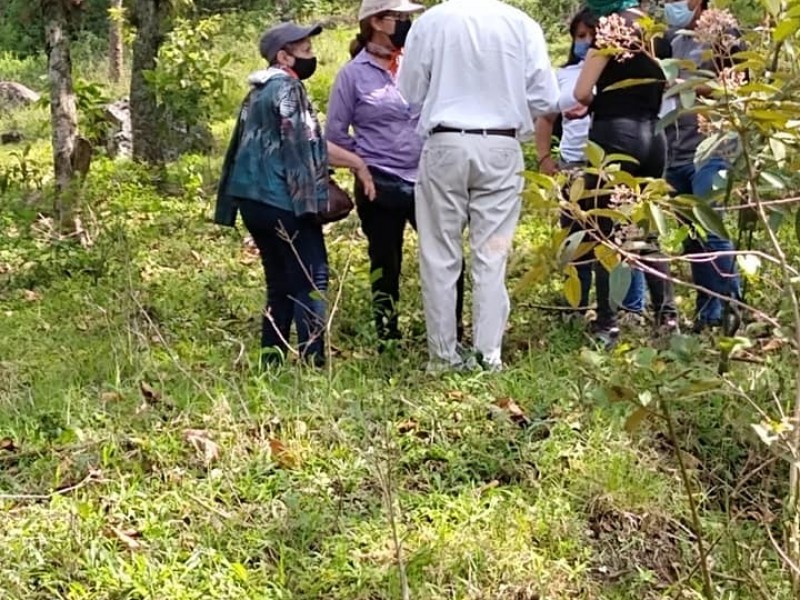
[0,14,792,600]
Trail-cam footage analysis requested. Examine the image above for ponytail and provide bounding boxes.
[349,32,368,59]
[349,19,374,59]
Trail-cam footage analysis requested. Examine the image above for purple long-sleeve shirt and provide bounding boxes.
[326,50,422,182]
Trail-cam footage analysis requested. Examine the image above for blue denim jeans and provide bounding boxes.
[666,158,740,324]
[238,199,328,366]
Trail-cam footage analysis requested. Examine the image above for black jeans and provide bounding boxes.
[355,166,465,344]
[238,199,328,367]
[582,117,677,329]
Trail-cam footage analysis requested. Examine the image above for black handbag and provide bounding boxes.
[317,174,354,224]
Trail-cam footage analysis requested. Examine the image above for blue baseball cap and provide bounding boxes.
[259,22,323,63]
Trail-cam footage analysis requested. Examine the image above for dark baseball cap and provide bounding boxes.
[259,22,323,63]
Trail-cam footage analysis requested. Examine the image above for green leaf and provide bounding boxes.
[694,132,732,164]
[523,170,556,188]
[607,384,636,402]
[580,348,606,368]
[219,53,233,68]
[609,263,632,309]
[573,241,597,260]
[692,201,729,239]
[760,171,785,190]
[762,0,781,17]
[656,108,681,134]
[768,209,785,233]
[369,268,384,285]
[647,203,668,237]
[231,562,249,582]
[585,140,604,169]
[569,177,585,203]
[659,58,681,81]
[680,89,696,109]
[769,137,788,166]
[664,77,712,99]
[686,379,724,394]
[774,18,800,42]
[585,208,628,221]
[594,244,620,272]
[564,268,582,308]
[624,406,649,433]
[602,78,660,92]
[604,153,639,167]
[718,336,752,354]
[558,230,587,267]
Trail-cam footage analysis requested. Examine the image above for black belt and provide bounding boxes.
[431,125,516,138]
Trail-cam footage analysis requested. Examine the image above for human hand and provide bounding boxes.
[539,155,558,175]
[563,104,589,120]
[354,164,376,201]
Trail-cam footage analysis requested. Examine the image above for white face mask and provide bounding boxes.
[665,1,695,29]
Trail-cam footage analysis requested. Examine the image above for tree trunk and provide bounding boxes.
[130,0,167,163]
[108,0,124,83]
[43,0,79,200]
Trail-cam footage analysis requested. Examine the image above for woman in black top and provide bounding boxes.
[569,1,678,347]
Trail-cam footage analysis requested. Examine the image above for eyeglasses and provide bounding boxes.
[381,12,412,22]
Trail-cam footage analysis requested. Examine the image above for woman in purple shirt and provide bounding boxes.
[327,0,465,350]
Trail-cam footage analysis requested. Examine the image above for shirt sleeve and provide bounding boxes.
[273,78,316,207]
[524,18,559,119]
[325,67,357,152]
[397,19,430,107]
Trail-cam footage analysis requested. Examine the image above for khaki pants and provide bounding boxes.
[415,132,523,369]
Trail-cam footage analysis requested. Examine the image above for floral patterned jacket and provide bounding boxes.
[215,68,328,226]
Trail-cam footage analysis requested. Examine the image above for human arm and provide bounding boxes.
[573,49,609,106]
[214,97,248,226]
[524,19,559,118]
[326,141,376,200]
[535,114,558,175]
[397,19,430,107]
[325,68,357,153]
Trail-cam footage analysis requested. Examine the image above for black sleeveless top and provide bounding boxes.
[590,11,666,121]
[591,52,666,120]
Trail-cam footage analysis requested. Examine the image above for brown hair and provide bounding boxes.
[349,15,382,59]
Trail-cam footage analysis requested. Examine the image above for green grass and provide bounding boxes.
[0,10,794,600]
[0,154,787,598]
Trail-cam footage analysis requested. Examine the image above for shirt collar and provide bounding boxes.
[354,48,394,72]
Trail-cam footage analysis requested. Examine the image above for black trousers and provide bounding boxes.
[582,117,677,329]
[355,166,465,344]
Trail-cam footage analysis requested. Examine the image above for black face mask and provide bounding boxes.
[389,20,412,50]
[291,55,317,80]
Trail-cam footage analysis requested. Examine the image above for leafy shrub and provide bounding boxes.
[0,144,46,194]
[144,15,235,133]
[0,52,46,90]
[0,0,113,57]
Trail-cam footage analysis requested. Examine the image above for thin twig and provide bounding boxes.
[662,394,715,599]
[0,471,102,502]
[374,445,410,600]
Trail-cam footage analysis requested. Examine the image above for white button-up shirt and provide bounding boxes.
[397,0,559,141]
